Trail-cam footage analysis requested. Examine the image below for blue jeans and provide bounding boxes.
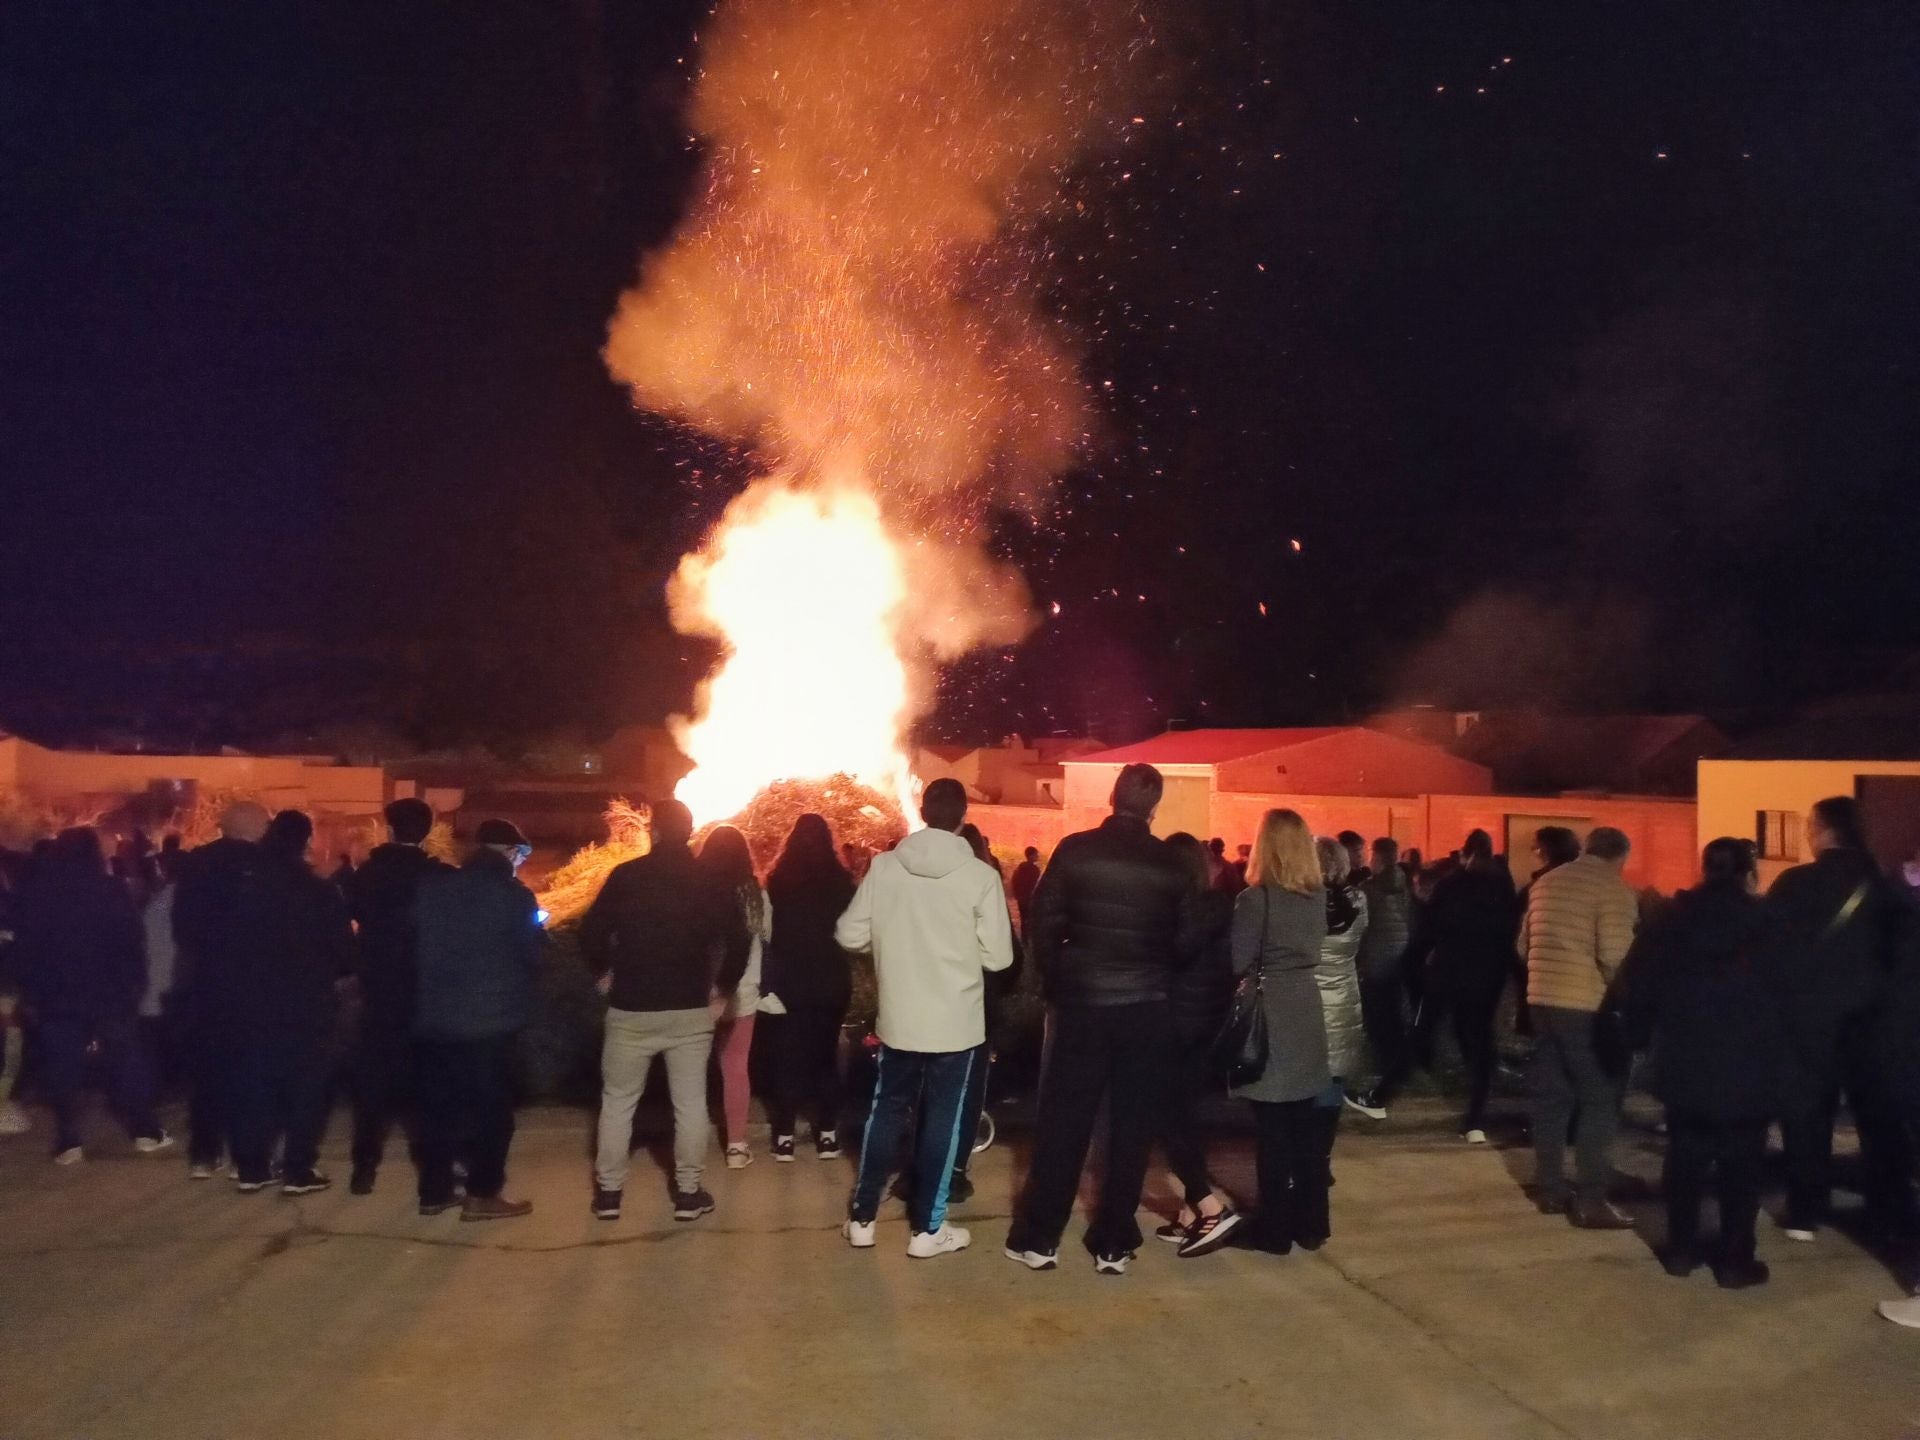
[849,1044,979,1234]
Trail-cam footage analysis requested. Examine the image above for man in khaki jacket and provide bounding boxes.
[1523,826,1639,1228]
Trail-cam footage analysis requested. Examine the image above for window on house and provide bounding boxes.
[1757,809,1802,862]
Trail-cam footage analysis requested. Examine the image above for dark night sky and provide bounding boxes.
[3,1,1917,752]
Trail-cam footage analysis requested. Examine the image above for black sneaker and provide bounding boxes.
[1177,1207,1245,1259]
[235,1173,274,1194]
[282,1171,332,1196]
[946,1171,974,1205]
[815,1131,842,1161]
[772,1135,796,1163]
[1154,1220,1190,1244]
[1094,1250,1135,1276]
[1003,1245,1059,1271]
[418,1197,458,1216]
[592,1187,623,1221]
[349,1166,376,1197]
[672,1187,716,1221]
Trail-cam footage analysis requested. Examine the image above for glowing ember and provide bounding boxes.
[604,0,1143,821]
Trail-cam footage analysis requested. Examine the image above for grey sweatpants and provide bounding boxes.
[595,1006,714,1194]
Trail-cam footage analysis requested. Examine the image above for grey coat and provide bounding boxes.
[1228,884,1332,1104]
[1317,885,1369,1079]
[1357,865,1415,981]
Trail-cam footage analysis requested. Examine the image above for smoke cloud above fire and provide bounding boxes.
[604,0,1145,818]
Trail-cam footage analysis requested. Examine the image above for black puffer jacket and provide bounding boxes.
[1618,880,1779,1121]
[1028,814,1201,1007]
[16,862,145,1021]
[1357,863,1414,982]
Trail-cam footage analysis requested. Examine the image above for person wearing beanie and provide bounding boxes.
[410,819,543,1221]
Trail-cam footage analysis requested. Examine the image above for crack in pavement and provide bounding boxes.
[1312,1248,1586,1440]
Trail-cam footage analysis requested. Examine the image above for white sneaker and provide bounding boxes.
[725,1145,752,1170]
[1781,1226,1817,1243]
[1094,1250,1134,1275]
[53,1146,84,1166]
[188,1162,217,1181]
[906,1224,971,1259]
[844,1218,877,1249]
[134,1132,175,1155]
[1879,1295,1920,1329]
[0,1100,30,1135]
[1462,1128,1490,1146]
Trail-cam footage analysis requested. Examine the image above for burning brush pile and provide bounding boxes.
[700,774,906,873]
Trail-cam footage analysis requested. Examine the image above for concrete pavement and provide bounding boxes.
[2,1098,1916,1439]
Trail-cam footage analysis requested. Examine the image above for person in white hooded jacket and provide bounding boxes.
[835,779,1015,1258]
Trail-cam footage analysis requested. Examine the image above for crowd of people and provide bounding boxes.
[3,771,1919,1327]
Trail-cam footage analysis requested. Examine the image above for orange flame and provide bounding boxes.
[605,0,1144,822]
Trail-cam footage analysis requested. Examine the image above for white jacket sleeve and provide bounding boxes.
[835,866,876,955]
[975,871,1015,973]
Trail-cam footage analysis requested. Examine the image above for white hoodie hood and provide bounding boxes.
[835,827,1016,1052]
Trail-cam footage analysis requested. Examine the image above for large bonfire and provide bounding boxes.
[603,0,1144,829]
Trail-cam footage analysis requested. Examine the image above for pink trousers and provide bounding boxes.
[716,1014,756,1146]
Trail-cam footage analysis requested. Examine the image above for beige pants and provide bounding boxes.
[595,1007,714,1194]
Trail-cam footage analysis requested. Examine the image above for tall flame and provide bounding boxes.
[606,0,1140,822]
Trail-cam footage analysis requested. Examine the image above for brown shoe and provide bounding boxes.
[460,1195,533,1222]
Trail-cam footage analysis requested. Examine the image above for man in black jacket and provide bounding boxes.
[412,819,543,1221]
[345,798,450,1195]
[1766,796,1916,1243]
[581,799,750,1224]
[1005,763,1199,1274]
[172,800,274,1177]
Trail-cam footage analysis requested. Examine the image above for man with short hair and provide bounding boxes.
[345,797,450,1195]
[172,800,273,1178]
[412,819,543,1221]
[1524,825,1639,1228]
[1767,796,1915,1246]
[1338,831,1371,885]
[582,799,750,1223]
[836,779,1014,1258]
[1005,763,1200,1274]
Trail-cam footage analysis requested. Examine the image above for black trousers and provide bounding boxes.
[1782,1062,1918,1232]
[1413,971,1505,1130]
[1009,1003,1174,1257]
[1249,1098,1339,1250]
[1665,1111,1766,1263]
[37,1010,161,1154]
[1358,968,1411,1101]
[350,1011,416,1173]
[1160,1029,1218,1207]
[181,994,229,1167]
[767,1003,843,1139]
[227,1029,332,1184]
[416,1034,517,1205]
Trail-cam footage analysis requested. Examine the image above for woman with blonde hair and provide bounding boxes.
[1199,809,1331,1257]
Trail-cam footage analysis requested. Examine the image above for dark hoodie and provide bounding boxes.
[1618,880,1778,1121]
[16,839,144,1021]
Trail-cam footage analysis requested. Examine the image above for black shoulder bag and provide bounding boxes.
[1213,888,1271,1087]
